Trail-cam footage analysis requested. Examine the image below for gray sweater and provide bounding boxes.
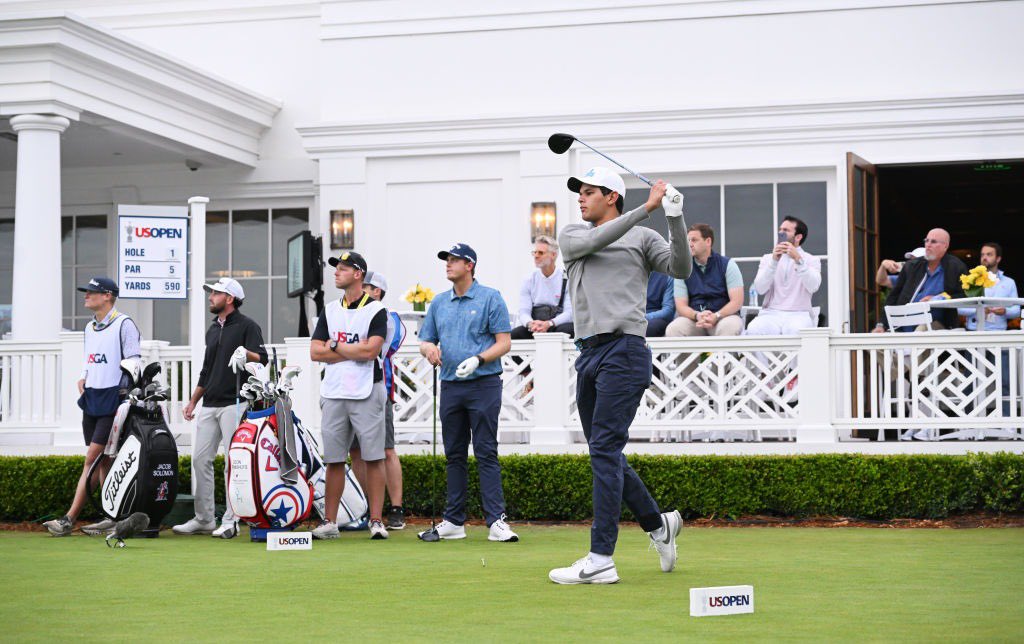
[560,206,692,340]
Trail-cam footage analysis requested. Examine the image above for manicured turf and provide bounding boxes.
[2,525,1022,642]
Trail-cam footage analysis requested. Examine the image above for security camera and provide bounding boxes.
[185,159,201,172]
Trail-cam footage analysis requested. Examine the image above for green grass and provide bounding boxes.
[2,525,1022,642]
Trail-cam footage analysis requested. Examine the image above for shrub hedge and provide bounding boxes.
[2,453,1021,522]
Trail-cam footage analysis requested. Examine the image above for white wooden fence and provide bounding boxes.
[1,330,1021,448]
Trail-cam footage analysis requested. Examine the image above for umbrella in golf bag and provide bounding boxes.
[88,361,178,534]
[226,365,367,530]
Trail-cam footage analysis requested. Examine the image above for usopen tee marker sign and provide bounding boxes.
[117,205,188,300]
[689,585,755,617]
[266,532,313,551]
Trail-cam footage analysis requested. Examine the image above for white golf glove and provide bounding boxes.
[455,355,481,379]
[228,346,248,374]
[662,184,684,218]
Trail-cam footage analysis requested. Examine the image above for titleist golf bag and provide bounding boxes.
[88,362,178,528]
[227,398,367,529]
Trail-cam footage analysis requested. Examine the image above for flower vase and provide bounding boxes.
[964,286,984,298]
[413,301,426,312]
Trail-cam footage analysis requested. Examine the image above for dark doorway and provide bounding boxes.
[877,160,1024,276]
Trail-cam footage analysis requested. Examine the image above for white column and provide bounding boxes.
[529,333,571,445]
[188,197,209,394]
[796,327,837,443]
[10,114,70,340]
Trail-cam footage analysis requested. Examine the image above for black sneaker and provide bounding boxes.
[386,506,406,530]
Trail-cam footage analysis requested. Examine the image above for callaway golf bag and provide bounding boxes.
[227,366,367,529]
[88,361,178,529]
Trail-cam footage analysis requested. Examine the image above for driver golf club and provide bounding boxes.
[418,365,441,543]
[547,132,680,203]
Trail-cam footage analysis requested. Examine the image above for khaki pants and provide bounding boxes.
[192,404,241,523]
[666,314,743,337]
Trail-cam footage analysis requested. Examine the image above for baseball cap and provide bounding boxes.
[328,251,368,273]
[567,166,626,197]
[365,270,388,292]
[77,276,119,295]
[904,247,926,260]
[438,243,477,264]
[202,277,245,300]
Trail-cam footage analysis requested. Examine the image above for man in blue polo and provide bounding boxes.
[417,243,518,543]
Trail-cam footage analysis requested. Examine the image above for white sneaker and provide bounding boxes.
[417,519,466,540]
[649,510,683,572]
[172,517,216,535]
[369,519,389,540]
[549,556,619,585]
[212,521,238,539]
[81,518,117,535]
[312,520,340,540]
[487,514,519,542]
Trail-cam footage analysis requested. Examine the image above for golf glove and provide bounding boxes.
[662,185,684,218]
[228,346,248,373]
[455,355,481,379]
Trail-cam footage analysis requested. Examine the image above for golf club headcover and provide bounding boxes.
[105,512,150,547]
[662,185,684,217]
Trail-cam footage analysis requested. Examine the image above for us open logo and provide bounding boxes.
[267,531,313,551]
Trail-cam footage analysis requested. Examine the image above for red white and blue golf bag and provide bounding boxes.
[227,395,367,529]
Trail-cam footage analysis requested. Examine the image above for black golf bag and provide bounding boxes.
[88,363,178,533]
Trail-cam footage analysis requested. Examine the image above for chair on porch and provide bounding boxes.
[883,302,933,331]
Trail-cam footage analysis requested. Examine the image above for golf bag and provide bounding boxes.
[227,404,367,529]
[88,367,178,526]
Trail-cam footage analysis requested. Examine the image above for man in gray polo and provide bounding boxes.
[310,251,390,540]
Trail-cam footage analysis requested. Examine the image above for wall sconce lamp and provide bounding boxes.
[530,202,556,241]
[330,209,355,250]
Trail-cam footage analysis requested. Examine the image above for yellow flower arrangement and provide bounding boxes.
[959,265,997,297]
[403,283,435,311]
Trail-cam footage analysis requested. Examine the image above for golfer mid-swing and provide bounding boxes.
[548,167,691,585]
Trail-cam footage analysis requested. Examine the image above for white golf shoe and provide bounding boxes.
[312,520,340,540]
[369,520,389,540]
[212,520,238,539]
[549,556,619,585]
[487,514,519,542]
[649,510,683,572]
[172,517,216,535]
[417,519,466,540]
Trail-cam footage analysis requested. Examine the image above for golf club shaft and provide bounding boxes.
[573,137,653,187]
[432,364,438,530]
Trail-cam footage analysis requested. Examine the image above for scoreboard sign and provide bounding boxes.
[117,205,189,300]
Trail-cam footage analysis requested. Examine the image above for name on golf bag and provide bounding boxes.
[267,531,313,551]
[689,585,755,617]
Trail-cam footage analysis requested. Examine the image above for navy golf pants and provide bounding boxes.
[440,374,506,527]
[576,334,663,555]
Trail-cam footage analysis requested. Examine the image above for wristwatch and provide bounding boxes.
[714,311,721,321]
[329,339,339,352]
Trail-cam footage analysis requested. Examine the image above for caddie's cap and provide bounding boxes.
[365,270,388,292]
[328,251,368,273]
[77,276,119,295]
[567,166,626,197]
[202,277,245,300]
[438,243,477,264]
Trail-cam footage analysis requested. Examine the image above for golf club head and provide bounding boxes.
[141,362,161,383]
[547,132,575,154]
[417,526,441,542]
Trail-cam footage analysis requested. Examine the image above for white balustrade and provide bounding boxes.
[1,331,1020,446]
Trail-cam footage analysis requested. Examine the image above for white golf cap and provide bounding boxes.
[567,166,626,197]
[904,247,926,260]
[202,277,245,300]
[365,270,388,292]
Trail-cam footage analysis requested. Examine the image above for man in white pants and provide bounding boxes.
[174,278,268,538]
[746,216,821,336]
